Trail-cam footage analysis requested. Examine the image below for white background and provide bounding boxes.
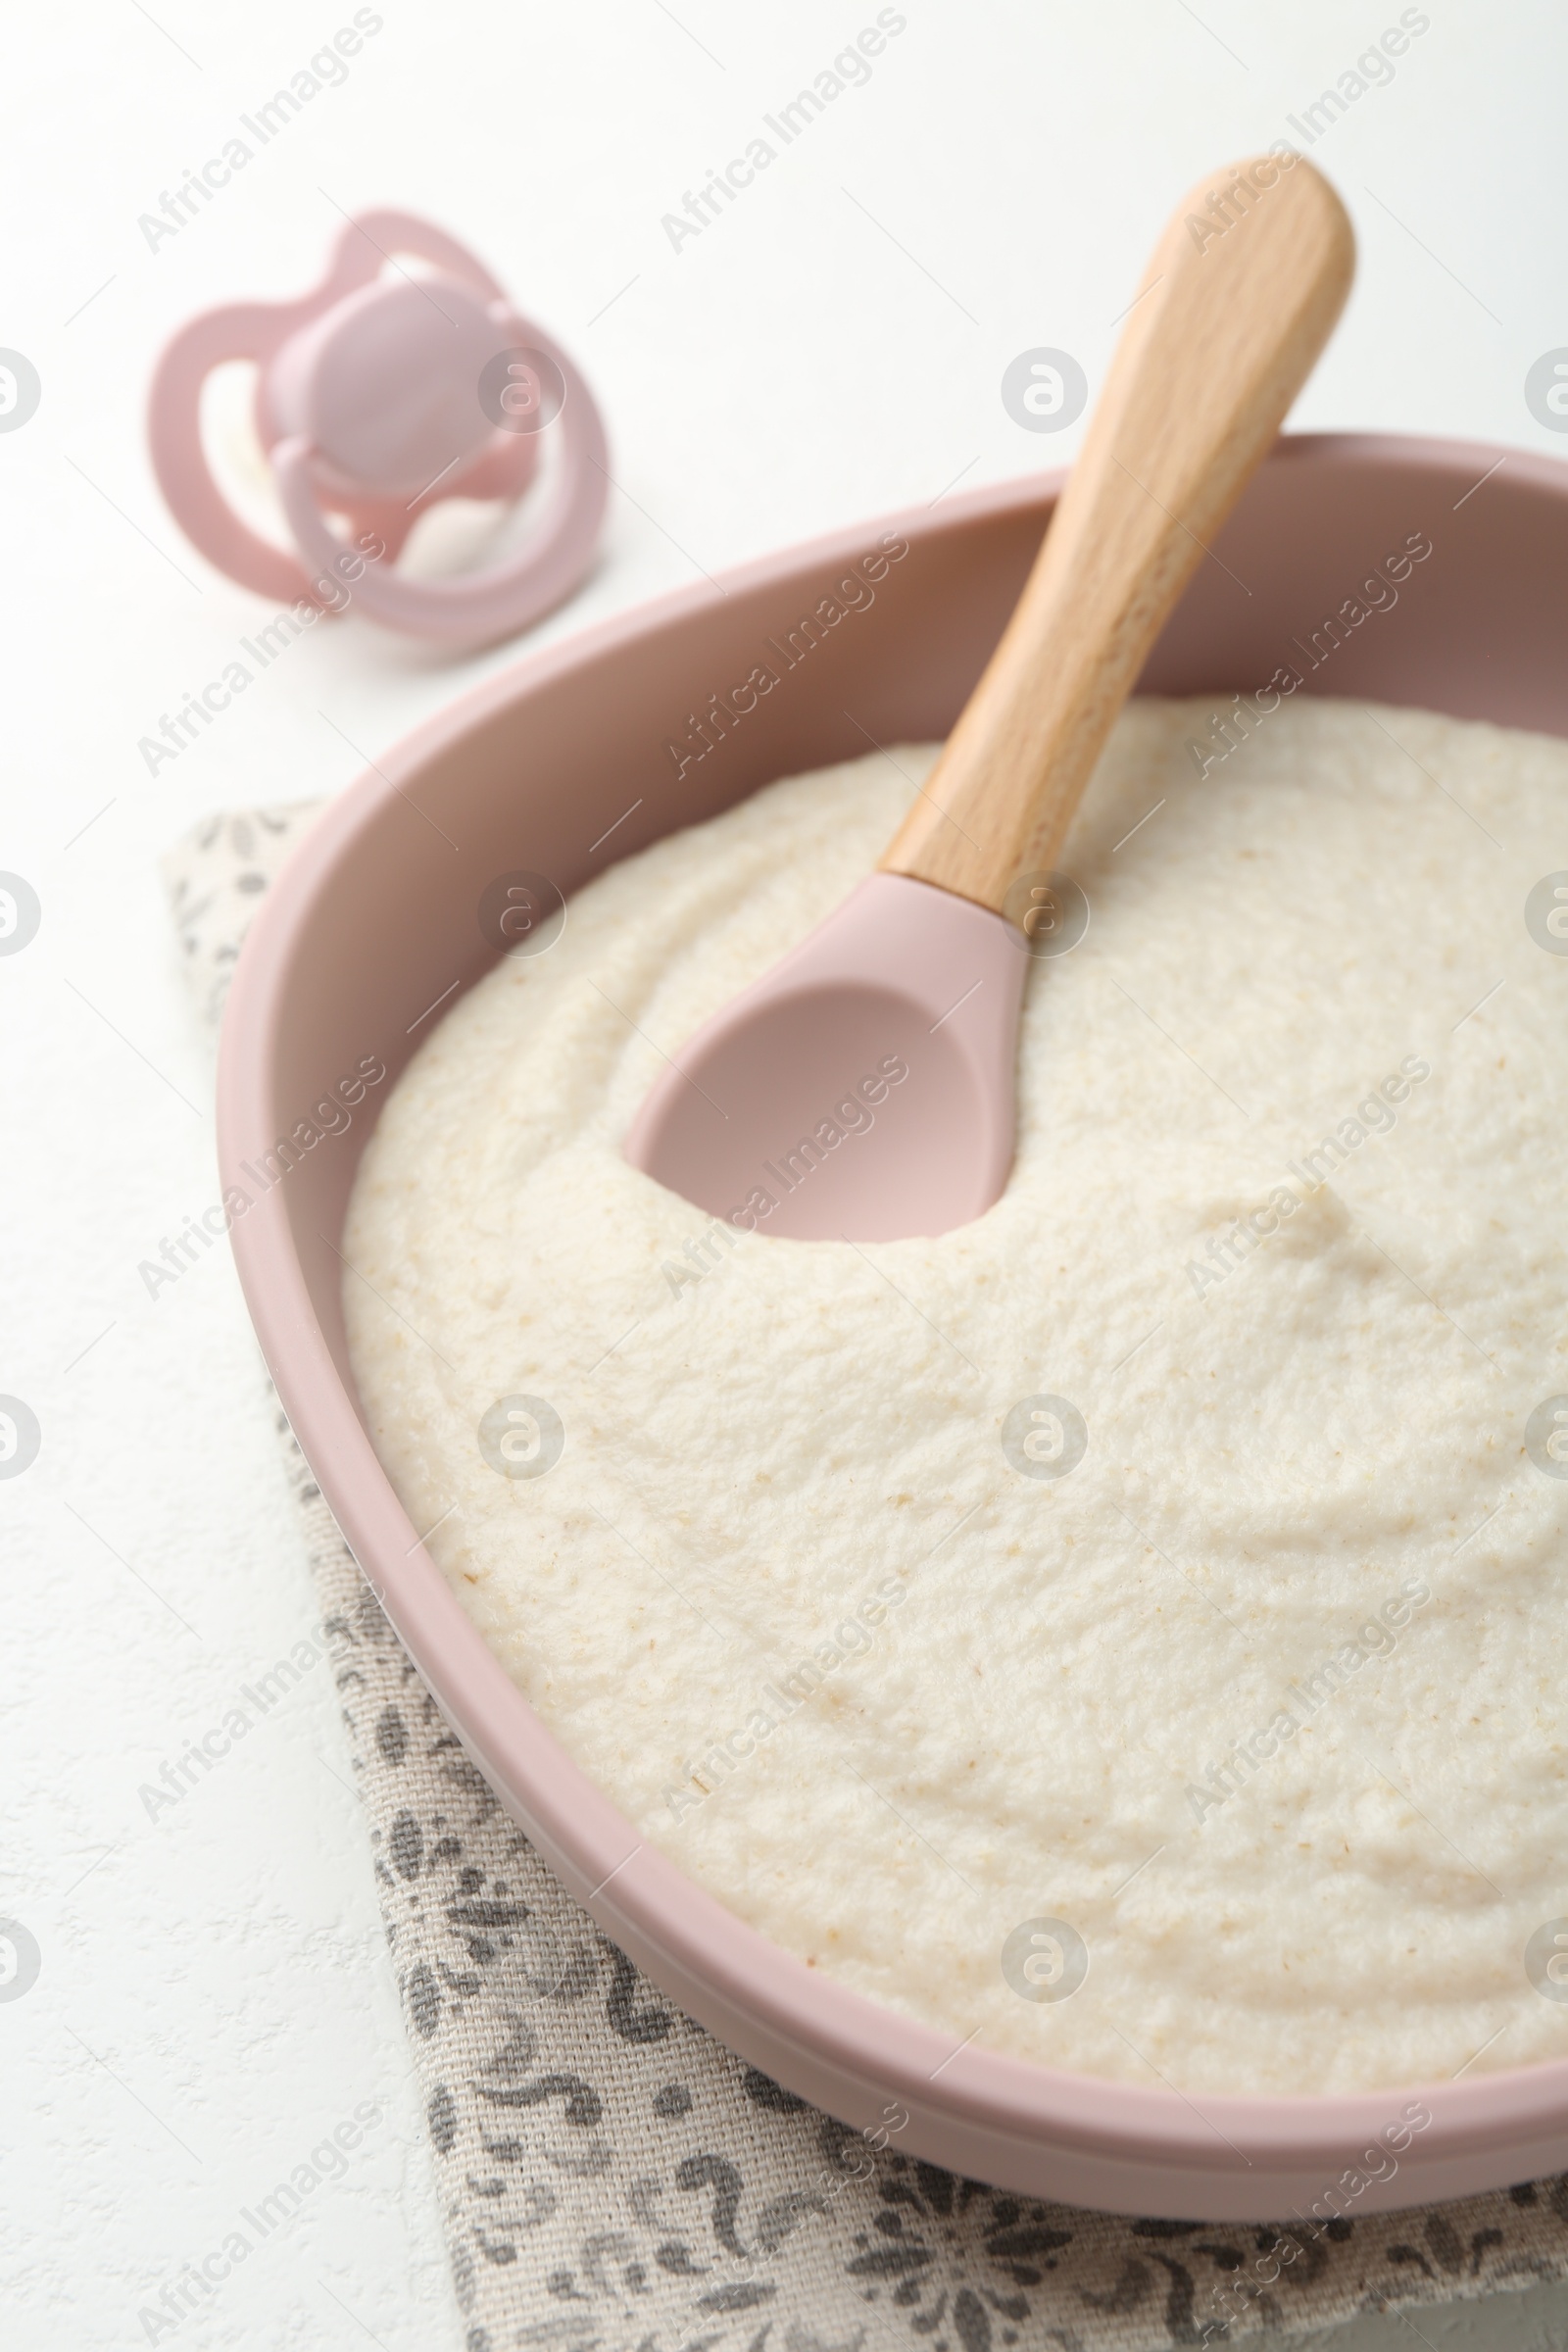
[6,3,1568,2346]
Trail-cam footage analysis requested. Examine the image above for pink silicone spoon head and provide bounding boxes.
[621,874,1028,1243]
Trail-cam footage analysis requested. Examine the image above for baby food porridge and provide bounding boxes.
[343,695,1568,2094]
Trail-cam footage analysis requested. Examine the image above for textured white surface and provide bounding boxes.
[6,0,1568,2343]
[343,706,1568,2098]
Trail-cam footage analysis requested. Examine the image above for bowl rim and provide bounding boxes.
[218,427,1568,2202]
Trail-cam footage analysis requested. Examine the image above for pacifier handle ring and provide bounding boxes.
[270,313,609,646]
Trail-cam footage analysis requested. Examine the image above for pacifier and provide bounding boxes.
[148,210,608,646]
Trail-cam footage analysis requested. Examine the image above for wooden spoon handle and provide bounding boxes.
[879,154,1354,911]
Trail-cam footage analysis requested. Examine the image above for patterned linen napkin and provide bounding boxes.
[161,804,1568,2352]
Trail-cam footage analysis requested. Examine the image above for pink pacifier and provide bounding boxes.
[148,210,608,646]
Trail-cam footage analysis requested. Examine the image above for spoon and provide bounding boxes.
[624,155,1354,1241]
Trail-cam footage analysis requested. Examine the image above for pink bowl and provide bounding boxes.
[220,432,1568,2220]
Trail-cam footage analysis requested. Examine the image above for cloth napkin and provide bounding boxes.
[162,802,1568,2352]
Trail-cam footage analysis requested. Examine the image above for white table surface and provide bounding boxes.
[7,3,1568,2344]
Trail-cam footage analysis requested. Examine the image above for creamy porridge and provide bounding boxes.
[343,696,1568,2094]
